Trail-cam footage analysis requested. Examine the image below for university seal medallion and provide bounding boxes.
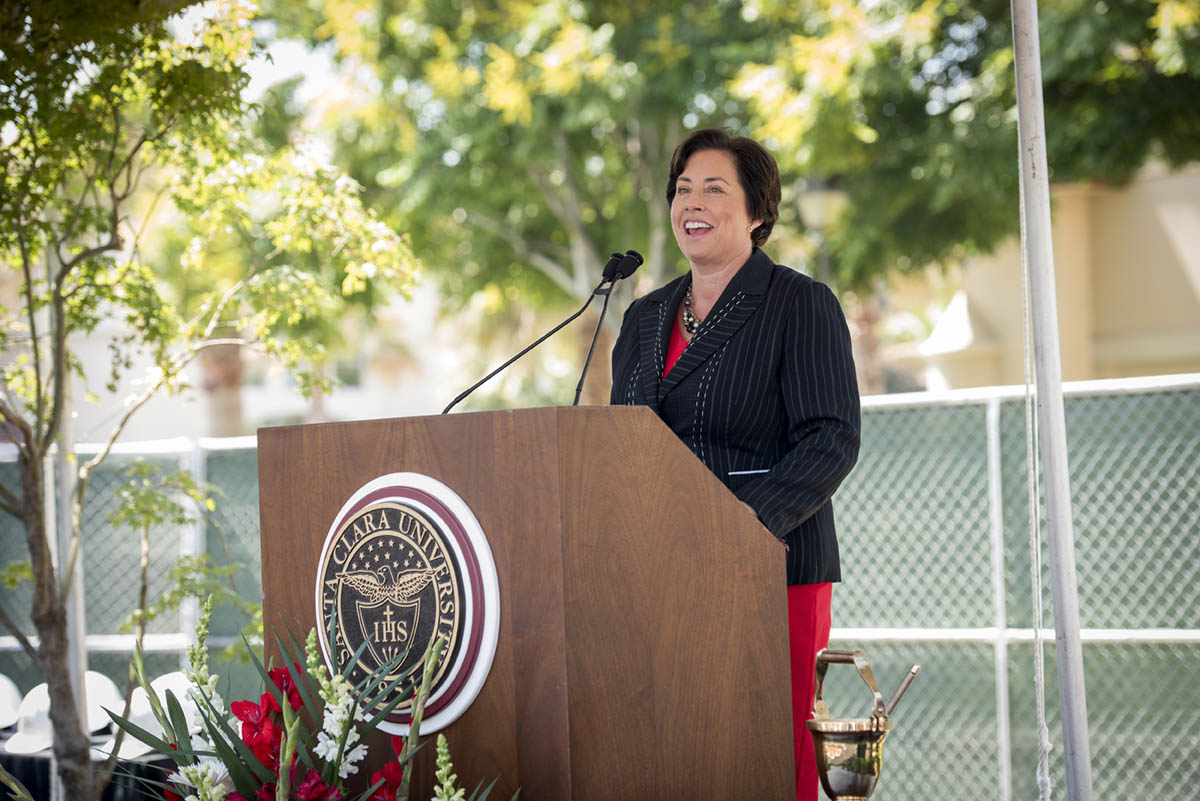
[315,473,500,735]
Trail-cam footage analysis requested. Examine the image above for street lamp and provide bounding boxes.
[795,178,847,286]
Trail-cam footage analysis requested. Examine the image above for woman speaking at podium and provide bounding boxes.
[609,128,861,801]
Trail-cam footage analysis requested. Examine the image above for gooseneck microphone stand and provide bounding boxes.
[441,277,610,414]
[571,284,615,406]
[442,251,640,414]
[572,250,643,406]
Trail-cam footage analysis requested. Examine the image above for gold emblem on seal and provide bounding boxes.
[316,501,462,716]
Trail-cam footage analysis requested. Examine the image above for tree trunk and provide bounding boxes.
[848,292,885,396]
[306,363,328,424]
[200,342,245,437]
[19,449,97,800]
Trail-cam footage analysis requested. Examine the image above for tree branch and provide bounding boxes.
[58,328,250,605]
[114,111,180,189]
[632,119,671,287]
[527,162,572,226]
[74,336,252,488]
[0,602,38,662]
[0,391,36,483]
[552,131,605,285]
[0,478,21,520]
[56,200,122,272]
[55,108,155,277]
[0,497,20,521]
[53,104,126,272]
[17,227,44,444]
[56,140,109,247]
[552,131,600,233]
[526,140,606,298]
[80,219,122,268]
[200,279,249,340]
[58,333,252,606]
[37,287,71,455]
[60,258,140,301]
[464,210,577,298]
[42,156,130,453]
[101,101,123,191]
[127,180,172,262]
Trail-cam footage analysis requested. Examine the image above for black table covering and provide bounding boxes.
[0,731,174,801]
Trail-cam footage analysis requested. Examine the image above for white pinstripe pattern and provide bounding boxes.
[610,249,861,585]
[692,344,725,465]
[691,291,741,345]
[653,303,666,376]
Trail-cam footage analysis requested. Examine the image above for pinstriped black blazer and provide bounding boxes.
[609,248,861,585]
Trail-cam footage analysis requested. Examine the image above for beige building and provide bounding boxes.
[895,163,1200,390]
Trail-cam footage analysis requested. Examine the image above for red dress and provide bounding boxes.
[663,318,831,801]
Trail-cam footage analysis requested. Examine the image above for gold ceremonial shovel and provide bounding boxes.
[807,649,921,801]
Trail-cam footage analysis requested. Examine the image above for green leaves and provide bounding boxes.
[1,10,419,799]
[737,0,1200,284]
[0,562,33,590]
[107,461,212,532]
[263,0,770,313]
[253,0,1200,299]
[2,0,419,439]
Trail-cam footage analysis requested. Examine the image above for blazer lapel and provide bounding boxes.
[658,249,774,402]
[636,277,687,407]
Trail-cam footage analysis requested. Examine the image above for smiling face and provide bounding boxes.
[670,148,761,272]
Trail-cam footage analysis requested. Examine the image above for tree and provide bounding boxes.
[260,0,1199,402]
[272,1,1199,277]
[262,0,805,403]
[733,0,1200,284]
[0,1,416,798]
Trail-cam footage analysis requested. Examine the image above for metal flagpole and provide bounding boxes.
[1009,1,1095,799]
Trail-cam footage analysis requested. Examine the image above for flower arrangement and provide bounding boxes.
[104,598,511,801]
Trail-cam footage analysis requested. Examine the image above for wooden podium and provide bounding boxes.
[257,406,794,800]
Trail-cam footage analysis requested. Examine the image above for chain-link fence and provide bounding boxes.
[0,437,264,703]
[831,375,1200,801]
[2,375,1197,799]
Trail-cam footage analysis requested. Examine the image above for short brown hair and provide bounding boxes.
[666,128,781,248]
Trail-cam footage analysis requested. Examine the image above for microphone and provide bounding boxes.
[572,250,643,406]
[599,251,624,282]
[442,251,638,414]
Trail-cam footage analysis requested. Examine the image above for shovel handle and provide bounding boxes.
[812,648,887,720]
[884,664,922,717]
[816,650,863,666]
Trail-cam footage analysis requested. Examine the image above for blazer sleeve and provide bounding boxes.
[732,281,861,538]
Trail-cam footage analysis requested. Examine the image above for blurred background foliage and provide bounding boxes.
[258,0,1200,298]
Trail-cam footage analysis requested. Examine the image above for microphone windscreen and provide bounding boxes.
[615,250,644,279]
[601,252,624,281]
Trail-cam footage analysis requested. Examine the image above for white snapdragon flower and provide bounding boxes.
[313,673,369,778]
[168,756,235,801]
[314,729,339,762]
[340,742,368,778]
